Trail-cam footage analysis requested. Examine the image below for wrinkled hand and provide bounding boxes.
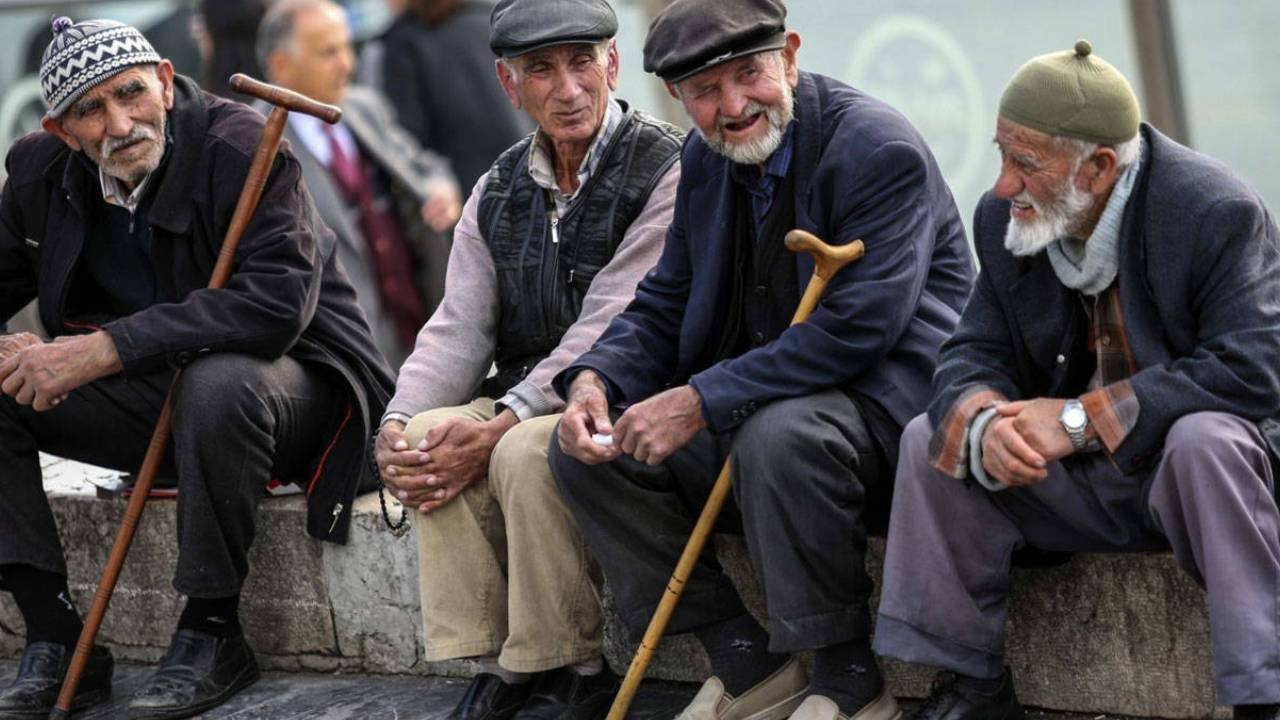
[0,332,42,363]
[0,331,120,411]
[376,418,430,499]
[980,415,1048,487]
[420,179,462,233]
[614,385,706,466]
[383,413,514,513]
[999,399,1074,462]
[558,371,620,465]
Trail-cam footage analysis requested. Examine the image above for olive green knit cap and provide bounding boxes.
[999,39,1140,145]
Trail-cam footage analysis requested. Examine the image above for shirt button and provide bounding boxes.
[1101,335,1112,346]
[752,331,765,345]
[754,285,767,297]
[1056,354,1066,364]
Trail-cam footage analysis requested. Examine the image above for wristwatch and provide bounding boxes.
[1060,399,1089,451]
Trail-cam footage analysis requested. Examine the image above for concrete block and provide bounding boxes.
[600,536,1219,718]
[0,458,1225,717]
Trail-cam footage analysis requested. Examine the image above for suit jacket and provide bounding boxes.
[559,71,975,432]
[931,123,1280,475]
[283,85,455,365]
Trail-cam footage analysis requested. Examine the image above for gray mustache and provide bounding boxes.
[101,125,158,157]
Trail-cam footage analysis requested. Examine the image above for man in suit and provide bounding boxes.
[548,1,974,718]
[258,0,462,365]
[872,41,1280,719]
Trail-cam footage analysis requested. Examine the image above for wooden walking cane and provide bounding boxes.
[607,229,865,720]
[50,74,341,719]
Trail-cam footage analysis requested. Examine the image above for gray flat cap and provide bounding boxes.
[489,0,618,58]
[643,0,786,83]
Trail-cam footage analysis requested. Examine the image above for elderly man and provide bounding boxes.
[258,0,462,366]
[872,41,1280,719]
[548,0,974,718]
[372,0,682,717]
[0,16,393,720]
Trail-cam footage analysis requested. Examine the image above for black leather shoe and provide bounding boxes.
[0,642,113,719]
[910,669,1024,720]
[446,673,540,720]
[1236,705,1280,720]
[515,665,619,719]
[128,630,260,720]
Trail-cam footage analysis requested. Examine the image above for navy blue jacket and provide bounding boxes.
[559,71,974,432]
[930,124,1280,474]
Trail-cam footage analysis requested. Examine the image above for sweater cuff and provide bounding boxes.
[967,407,1007,492]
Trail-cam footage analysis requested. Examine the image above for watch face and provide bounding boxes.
[1064,406,1087,428]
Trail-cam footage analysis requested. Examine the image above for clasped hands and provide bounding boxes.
[557,371,706,467]
[980,398,1079,488]
[377,410,516,513]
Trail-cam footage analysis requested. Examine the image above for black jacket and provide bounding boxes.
[0,75,395,542]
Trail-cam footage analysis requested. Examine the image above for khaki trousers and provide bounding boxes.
[407,399,603,673]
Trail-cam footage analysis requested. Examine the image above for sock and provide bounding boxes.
[809,640,883,712]
[953,668,1007,695]
[569,655,603,677]
[2,564,83,647]
[178,595,242,638]
[474,656,533,685]
[694,612,788,697]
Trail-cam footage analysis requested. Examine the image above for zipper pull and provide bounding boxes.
[549,215,560,245]
[328,502,345,534]
[567,268,575,285]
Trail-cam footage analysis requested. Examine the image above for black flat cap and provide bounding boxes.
[643,0,787,83]
[489,0,618,58]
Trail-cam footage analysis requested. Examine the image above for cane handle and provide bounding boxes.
[229,73,342,124]
[785,229,865,281]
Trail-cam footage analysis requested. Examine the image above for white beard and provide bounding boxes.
[697,79,794,166]
[1003,177,1096,257]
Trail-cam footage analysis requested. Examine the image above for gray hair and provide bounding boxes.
[497,38,613,82]
[1053,133,1143,174]
[256,0,339,77]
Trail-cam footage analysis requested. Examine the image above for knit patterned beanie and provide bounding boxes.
[40,16,161,119]
[999,40,1140,145]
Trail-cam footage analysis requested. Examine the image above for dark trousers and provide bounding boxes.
[0,353,337,598]
[549,389,897,654]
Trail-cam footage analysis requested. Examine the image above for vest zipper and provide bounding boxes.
[543,198,562,343]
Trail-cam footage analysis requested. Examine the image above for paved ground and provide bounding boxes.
[0,658,1165,720]
[0,659,700,719]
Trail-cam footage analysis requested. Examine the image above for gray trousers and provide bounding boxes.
[549,389,897,654]
[0,353,337,598]
[873,412,1280,705]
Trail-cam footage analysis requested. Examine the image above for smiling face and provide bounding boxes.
[993,115,1110,256]
[42,61,175,190]
[497,41,619,151]
[674,32,800,166]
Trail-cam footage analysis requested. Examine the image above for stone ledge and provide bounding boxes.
[1,462,1221,717]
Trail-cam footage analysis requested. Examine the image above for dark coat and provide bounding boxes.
[560,71,975,431]
[930,123,1280,474]
[0,76,395,541]
[379,3,533,193]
